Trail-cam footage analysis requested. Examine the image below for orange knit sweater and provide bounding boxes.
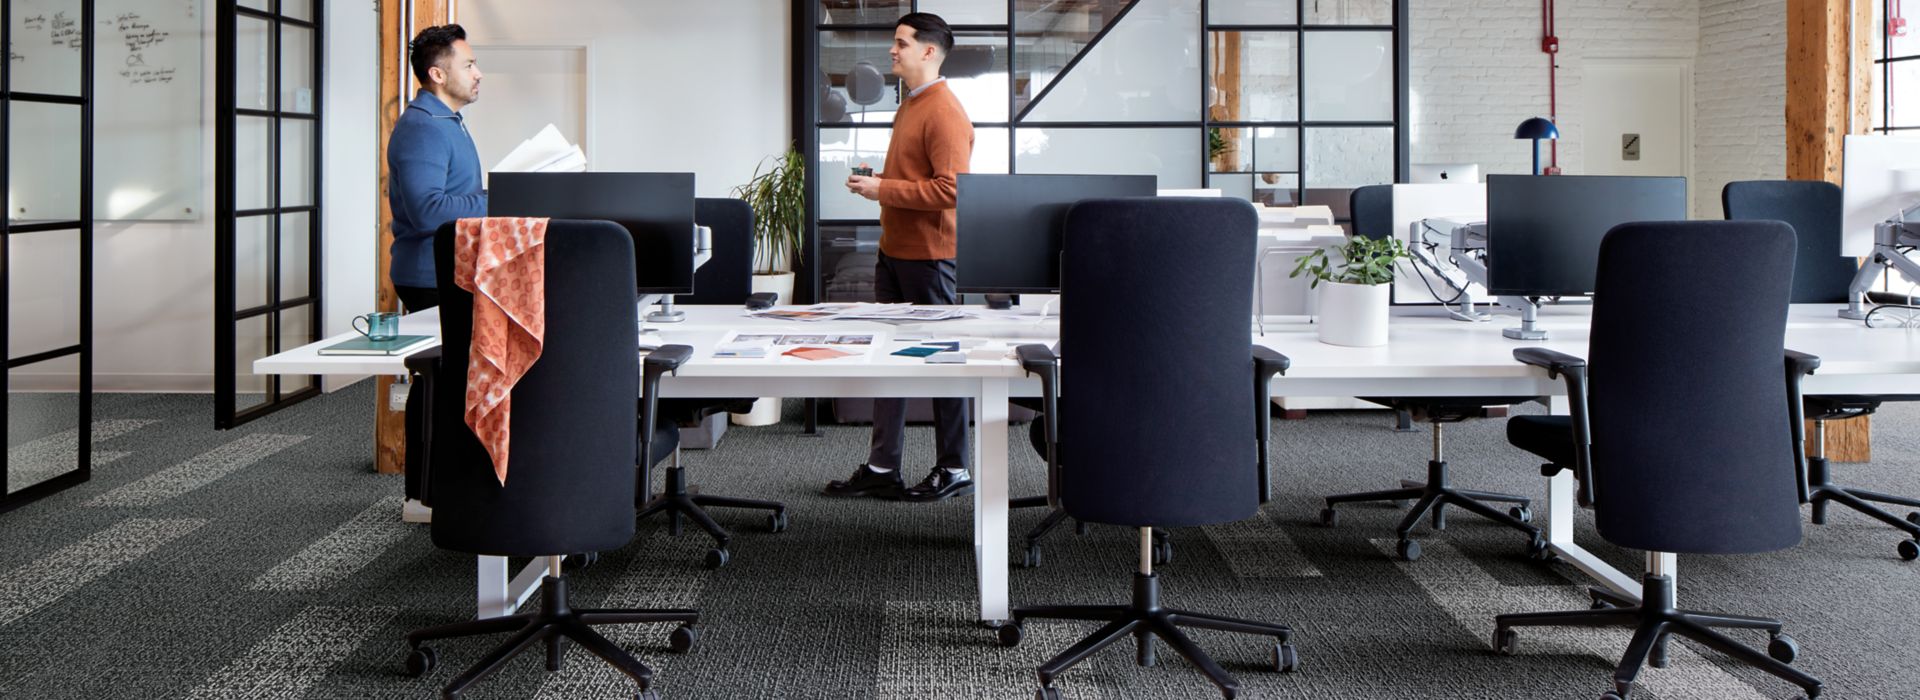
[876,80,974,260]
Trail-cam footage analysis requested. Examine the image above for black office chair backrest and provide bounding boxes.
[429,219,641,557]
[1057,197,1259,528]
[1722,180,1857,303]
[685,198,756,305]
[1587,220,1801,555]
[1349,184,1394,241]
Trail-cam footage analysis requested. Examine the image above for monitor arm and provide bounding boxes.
[1840,203,1920,320]
[1407,218,1493,322]
[647,224,715,324]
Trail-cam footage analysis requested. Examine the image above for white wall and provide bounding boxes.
[10,1,378,393]
[1412,0,1790,218]
[458,0,793,199]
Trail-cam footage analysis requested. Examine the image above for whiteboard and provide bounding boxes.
[7,0,204,222]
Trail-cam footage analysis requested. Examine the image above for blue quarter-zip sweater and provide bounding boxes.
[386,91,486,289]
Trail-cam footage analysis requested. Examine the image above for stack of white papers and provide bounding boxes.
[746,303,970,323]
[492,124,587,174]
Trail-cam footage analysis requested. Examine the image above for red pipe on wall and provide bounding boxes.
[1542,0,1560,173]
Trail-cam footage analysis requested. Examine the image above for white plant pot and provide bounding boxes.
[731,272,798,427]
[1315,281,1390,347]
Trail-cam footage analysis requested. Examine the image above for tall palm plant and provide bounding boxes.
[733,146,807,275]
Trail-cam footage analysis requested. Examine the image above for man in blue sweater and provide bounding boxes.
[386,24,486,311]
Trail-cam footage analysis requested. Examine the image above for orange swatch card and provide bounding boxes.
[782,346,855,361]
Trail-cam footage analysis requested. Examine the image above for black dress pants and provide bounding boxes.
[867,253,970,470]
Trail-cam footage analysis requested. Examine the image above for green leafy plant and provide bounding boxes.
[1208,128,1228,160]
[732,145,807,274]
[1289,235,1411,288]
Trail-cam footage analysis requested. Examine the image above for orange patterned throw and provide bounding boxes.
[453,217,549,485]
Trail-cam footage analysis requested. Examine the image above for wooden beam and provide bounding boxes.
[1785,0,1875,462]
[375,0,451,475]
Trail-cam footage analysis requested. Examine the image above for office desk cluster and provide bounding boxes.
[255,302,1920,625]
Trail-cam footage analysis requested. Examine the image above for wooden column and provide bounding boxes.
[1786,0,1874,462]
[374,0,451,475]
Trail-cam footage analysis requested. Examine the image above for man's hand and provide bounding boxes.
[846,174,881,201]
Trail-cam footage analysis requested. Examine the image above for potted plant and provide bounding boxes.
[1290,235,1410,347]
[729,145,807,426]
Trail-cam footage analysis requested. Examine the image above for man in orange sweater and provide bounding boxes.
[825,12,977,502]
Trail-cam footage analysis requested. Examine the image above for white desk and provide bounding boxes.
[256,302,1920,615]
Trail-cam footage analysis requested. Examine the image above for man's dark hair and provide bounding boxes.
[896,13,954,55]
[408,24,467,85]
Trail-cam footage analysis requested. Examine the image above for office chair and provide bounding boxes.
[1496,220,1822,700]
[634,197,789,570]
[1318,186,1547,562]
[402,220,699,700]
[995,197,1299,700]
[1725,180,1920,561]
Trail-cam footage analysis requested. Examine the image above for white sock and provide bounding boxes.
[943,466,967,476]
[866,464,896,474]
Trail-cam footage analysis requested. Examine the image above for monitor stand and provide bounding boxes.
[643,293,686,323]
[1840,217,1920,320]
[984,294,1014,310]
[1501,297,1548,340]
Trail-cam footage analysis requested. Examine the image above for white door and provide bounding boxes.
[1582,59,1691,181]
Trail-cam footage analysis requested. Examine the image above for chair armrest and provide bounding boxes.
[644,345,694,376]
[1785,350,1820,503]
[1513,347,1585,379]
[1252,346,1291,504]
[1016,344,1062,507]
[1786,349,1820,376]
[745,292,778,310]
[638,345,695,501]
[1512,348,1597,507]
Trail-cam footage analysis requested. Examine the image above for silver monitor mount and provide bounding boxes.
[1410,218,1550,339]
[1839,201,1920,320]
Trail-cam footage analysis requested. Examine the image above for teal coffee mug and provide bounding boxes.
[353,312,401,341]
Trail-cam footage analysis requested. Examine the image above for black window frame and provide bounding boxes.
[1876,0,1918,133]
[215,0,324,428]
[795,0,1409,303]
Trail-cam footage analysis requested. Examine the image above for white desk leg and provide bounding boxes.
[1541,396,1641,599]
[974,378,1012,623]
[476,555,555,619]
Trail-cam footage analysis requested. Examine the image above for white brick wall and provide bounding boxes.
[1411,0,1785,217]
[1694,0,1786,218]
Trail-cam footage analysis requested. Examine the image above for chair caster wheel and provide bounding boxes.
[1899,539,1919,562]
[1393,499,1411,509]
[1397,538,1422,562]
[1022,544,1043,569]
[998,621,1025,647]
[1649,638,1669,668]
[1527,535,1555,562]
[1510,506,1532,523]
[1152,540,1173,565]
[405,646,438,677]
[1034,687,1062,700]
[669,624,698,653]
[565,552,599,571]
[1598,692,1625,700]
[1272,643,1299,673]
[1768,634,1800,663]
[768,511,789,533]
[1492,627,1517,655]
[635,690,661,700]
[1589,592,1613,610]
[1075,520,1088,536]
[704,548,730,569]
[1319,508,1339,527]
[1907,511,1919,526]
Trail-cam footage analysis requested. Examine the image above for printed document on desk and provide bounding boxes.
[714,330,886,361]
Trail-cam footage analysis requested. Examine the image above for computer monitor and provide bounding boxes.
[1411,163,1481,184]
[487,172,697,294]
[1840,134,1920,257]
[1485,174,1687,298]
[955,173,1158,294]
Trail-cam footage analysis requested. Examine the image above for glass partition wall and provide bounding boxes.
[798,0,1408,301]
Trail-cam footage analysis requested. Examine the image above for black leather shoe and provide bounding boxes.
[902,468,974,502]
[823,465,905,498]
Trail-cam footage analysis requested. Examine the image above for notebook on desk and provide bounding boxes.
[317,335,436,356]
